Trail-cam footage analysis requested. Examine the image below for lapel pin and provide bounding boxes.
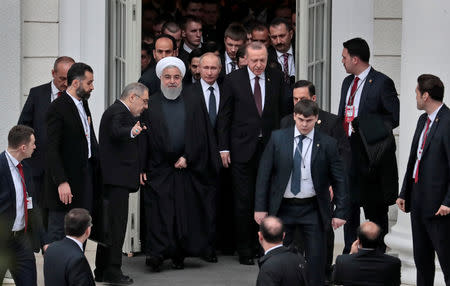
[267,78,270,82]
[436,118,439,122]
[317,119,321,125]
[369,79,372,83]
[317,144,320,147]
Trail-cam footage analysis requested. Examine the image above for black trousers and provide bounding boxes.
[0,232,37,286]
[215,167,235,254]
[279,199,326,286]
[95,185,130,279]
[231,140,264,258]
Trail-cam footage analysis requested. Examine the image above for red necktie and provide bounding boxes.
[283,53,289,82]
[16,163,28,232]
[343,76,360,135]
[414,118,431,183]
[57,91,63,97]
[254,76,262,116]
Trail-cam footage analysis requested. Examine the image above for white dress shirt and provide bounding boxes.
[412,103,443,178]
[276,46,295,77]
[67,92,91,158]
[284,127,316,198]
[183,42,202,54]
[247,67,266,110]
[200,79,220,113]
[51,81,61,102]
[66,235,84,251]
[225,52,236,75]
[5,151,26,231]
[264,244,283,255]
[344,65,372,136]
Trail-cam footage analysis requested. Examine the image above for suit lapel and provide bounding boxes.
[422,105,447,155]
[283,128,294,172]
[245,70,261,117]
[262,70,272,117]
[1,152,16,204]
[64,93,87,137]
[311,130,321,166]
[358,67,375,113]
[411,114,427,155]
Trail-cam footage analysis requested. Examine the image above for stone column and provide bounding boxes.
[384,1,450,285]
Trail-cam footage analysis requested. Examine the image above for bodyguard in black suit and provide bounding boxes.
[333,221,401,286]
[256,216,306,286]
[0,125,49,285]
[255,100,348,286]
[94,83,149,285]
[219,23,247,80]
[44,208,95,286]
[217,42,290,265]
[18,56,75,206]
[338,37,399,253]
[397,74,450,286]
[45,63,99,243]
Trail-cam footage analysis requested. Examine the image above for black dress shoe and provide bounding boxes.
[103,274,134,285]
[239,257,255,265]
[94,276,103,283]
[202,254,218,263]
[171,258,185,269]
[146,256,163,272]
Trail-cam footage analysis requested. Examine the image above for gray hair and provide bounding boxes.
[199,52,222,68]
[246,41,266,54]
[120,82,148,100]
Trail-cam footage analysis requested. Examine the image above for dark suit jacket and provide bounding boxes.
[217,67,291,163]
[267,46,295,85]
[178,45,190,69]
[45,92,99,211]
[0,152,48,252]
[256,246,306,286]
[280,109,351,169]
[18,82,52,177]
[333,249,401,286]
[99,100,140,191]
[138,66,161,96]
[44,237,95,286]
[399,104,450,216]
[255,128,348,229]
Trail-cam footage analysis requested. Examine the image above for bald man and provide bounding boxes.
[333,222,401,286]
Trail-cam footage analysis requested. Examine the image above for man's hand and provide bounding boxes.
[254,212,268,225]
[350,239,359,254]
[220,151,231,168]
[329,186,334,201]
[396,198,406,212]
[174,157,187,169]
[332,218,346,230]
[132,120,147,137]
[58,182,73,205]
[435,205,450,216]
[140,173,147,186]
[43,244,49,253]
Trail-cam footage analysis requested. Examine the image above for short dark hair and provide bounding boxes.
[181,15,202,30]
[67,62,93,87]
[8,125,34,149]
[64,208,92,237]
[343,37,370,63]
[154,34,177,51]
[294,99,319,117]
[269,17,292,31]
[357,223,381,249]
[162,21,181,34]
[417,74,444,102]
[251,23,268,33]
[181,0,202,10]
[224,23,247,42]
[236,45,247,61]
[201,41,221,54]
[53,56,75,71]
[260,216,284,243]
[294,80,316,96]
[141,42,153,54]
[189,48,204,63]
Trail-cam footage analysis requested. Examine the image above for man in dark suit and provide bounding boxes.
[256,216,306,286]
[268,18,295,85]
[281,80,350,284]
[44,208,95,286]
[254,99,348,285]
[397,74,450,286]
[219,23,247,80]
[139,34,177,95]
[338,37,400,253]
[18,56,75,207]
[0,125,49,285]
[217,41,290,265]
[178,16,203,67]
[333,221,401,286]
[94,83,149,285]
[183,48,203,87]
[45,62,99,243]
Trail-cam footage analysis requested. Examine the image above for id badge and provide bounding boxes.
[26,197,33,209]
[344,105,355,123]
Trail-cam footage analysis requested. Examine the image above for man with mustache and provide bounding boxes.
[140,57,220,272]
[268,17,295,86]
[44,62,99,243]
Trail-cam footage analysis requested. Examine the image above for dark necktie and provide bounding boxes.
[414,118,431,183]
[343,76,360,135]
[283,53,289,82]
[291,135,306,195]
[254,76,262,116]
[230,61,236,72]
[17,163,28,232]
[208,86,217,126]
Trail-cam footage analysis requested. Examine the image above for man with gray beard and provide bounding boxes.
[140,57,221,272]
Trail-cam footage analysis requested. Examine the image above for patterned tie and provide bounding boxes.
[254,76,262,116]
[291,135,305,195]
[17,163,28,232]
[283,53,289,82]
[414,118,431,183]
[343,76,360,135]
[230,61,236,72]
[208,86,217,126]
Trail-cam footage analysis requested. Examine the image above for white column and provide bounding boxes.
[384,1,450,285]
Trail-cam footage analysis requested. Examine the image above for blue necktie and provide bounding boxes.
[291,135,305,195]
[208,86,217,126]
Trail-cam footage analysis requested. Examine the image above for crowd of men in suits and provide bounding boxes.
[1,1,449,286]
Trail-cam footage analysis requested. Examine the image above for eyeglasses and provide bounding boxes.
[136,95,149,104]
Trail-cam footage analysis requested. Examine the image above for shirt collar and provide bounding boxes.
[264,244,283,255]
[247,67,265,81]
[276,45,293,58]
[66,235,84,251]
[67,91,83,106]
[355,65,371,81]
[183,42,193,53]
[5,150,19,167]
[225,52,233,64]
[119,99,131,111]
[294,125,314,140]
[428,103,444,122]
[51,81,60,96]
[200,78,219,94]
